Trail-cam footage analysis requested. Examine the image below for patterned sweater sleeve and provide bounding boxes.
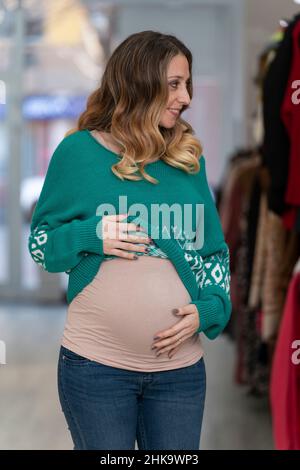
[189,156,232,340]
[28,139,104,273]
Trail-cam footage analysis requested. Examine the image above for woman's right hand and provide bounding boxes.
[101,213,152,260]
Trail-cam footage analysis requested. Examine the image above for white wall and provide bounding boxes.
[113,0,245,185]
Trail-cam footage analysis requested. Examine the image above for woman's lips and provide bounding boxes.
[168,109,179,117]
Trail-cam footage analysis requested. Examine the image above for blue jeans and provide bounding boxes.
[57,345,206,450]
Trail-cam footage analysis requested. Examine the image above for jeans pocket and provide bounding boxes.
[61,346,91,366]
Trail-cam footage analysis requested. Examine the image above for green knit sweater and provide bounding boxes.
[28,129,231,340]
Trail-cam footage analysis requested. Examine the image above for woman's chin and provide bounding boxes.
[159,120,176,129]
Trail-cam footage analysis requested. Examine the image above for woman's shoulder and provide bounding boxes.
[55,129,91,156]
[47,129,88,174]
[192,154,216,202]
[198,154,206,168]
[190,154,206,185]
[60,128,87,149]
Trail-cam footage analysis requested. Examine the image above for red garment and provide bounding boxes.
[281,20,300,208]
[270,272,300,450]
[282,207,297,231]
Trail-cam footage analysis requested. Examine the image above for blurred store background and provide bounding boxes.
[0,0,300,450]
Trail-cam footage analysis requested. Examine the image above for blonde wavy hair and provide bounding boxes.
[66,30,203,184]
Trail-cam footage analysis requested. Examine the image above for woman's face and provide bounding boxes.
[159,54,191,129]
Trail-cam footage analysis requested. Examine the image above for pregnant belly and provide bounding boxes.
[65,255,194,355]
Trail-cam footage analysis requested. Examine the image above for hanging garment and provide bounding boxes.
[262,213,299,343]
[281,19,300,229]
[270,271,300,450]
[262,16,300,215]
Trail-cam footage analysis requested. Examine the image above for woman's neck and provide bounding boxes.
[92,129,160,164]
[92,130,122,155]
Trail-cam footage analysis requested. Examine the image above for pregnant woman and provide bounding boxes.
[28,30,231,450]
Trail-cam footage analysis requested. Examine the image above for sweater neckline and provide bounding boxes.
[84,128,162,166]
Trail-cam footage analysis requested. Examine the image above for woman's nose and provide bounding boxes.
[176,87,190,106]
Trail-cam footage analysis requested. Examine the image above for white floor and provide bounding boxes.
[0,302,273,450]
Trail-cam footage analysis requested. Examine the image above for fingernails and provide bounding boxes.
[172,309,179,314]
[153,336,160,340]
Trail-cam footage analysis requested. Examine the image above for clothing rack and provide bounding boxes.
[217,13,300,450]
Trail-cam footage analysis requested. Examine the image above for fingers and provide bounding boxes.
[118,233,151,243]
[103,217,149,240]
[156,333,190,356]
[168,346,180,358]
[153,322,184,342]
[110,242,149,258]
[105,241,149,260]
[118,221,148,233]
[152,329,191,356]
[104,212,148,233]
[117,242,149,252]
[105,213,129,220]
[102,213,153,259]
[109,248,140,260]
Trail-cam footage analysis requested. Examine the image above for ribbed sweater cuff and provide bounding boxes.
[75,215,104,255]
[191,297,223,334]
[189,285,231,335]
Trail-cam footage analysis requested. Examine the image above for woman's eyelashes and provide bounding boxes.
[169,81,179,89]
[169,80,191,90]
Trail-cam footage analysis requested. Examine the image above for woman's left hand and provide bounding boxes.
[151,304,200,358]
